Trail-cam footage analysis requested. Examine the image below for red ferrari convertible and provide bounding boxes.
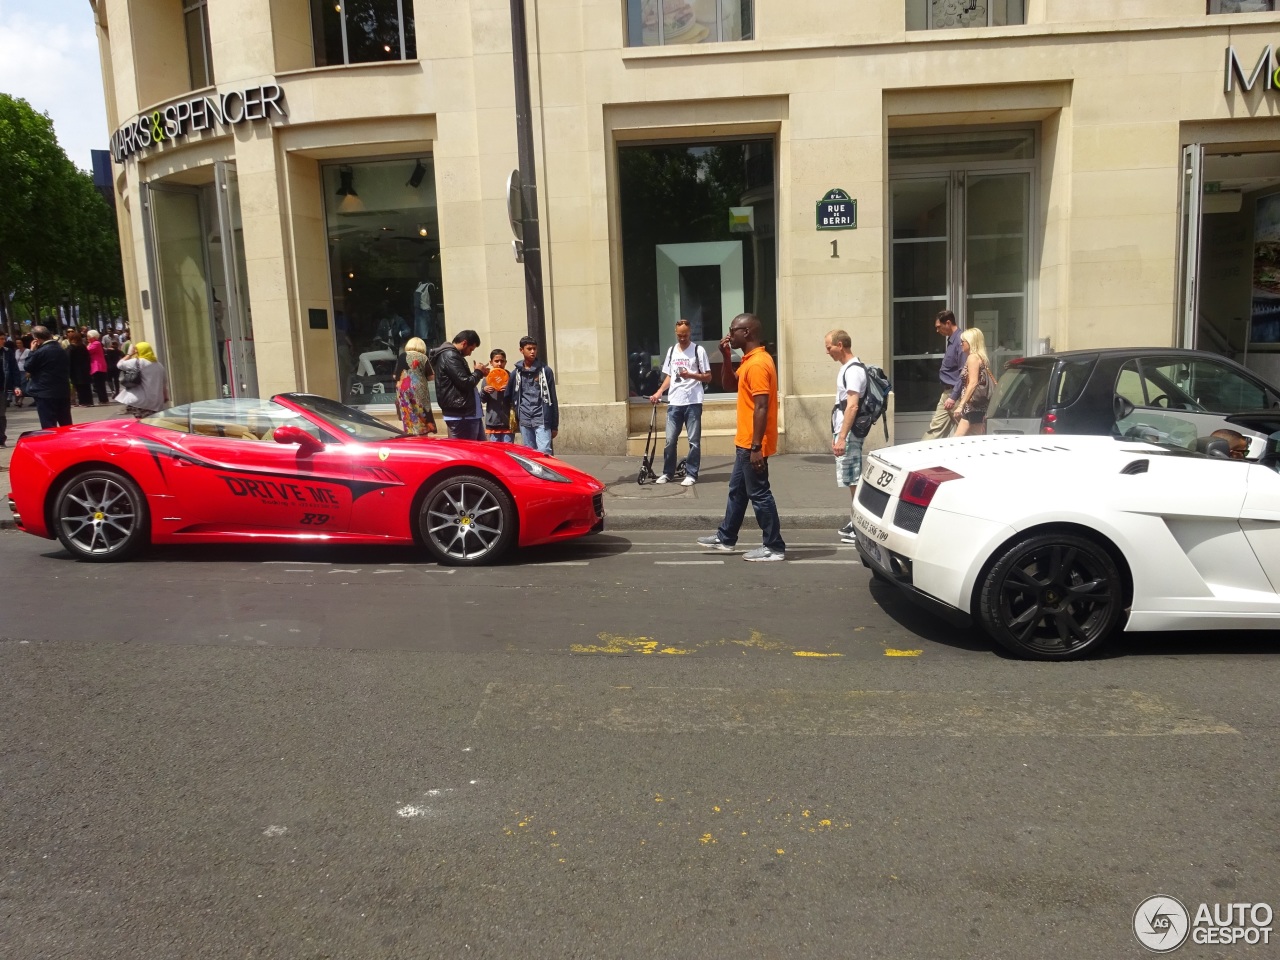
[6,394,605,565]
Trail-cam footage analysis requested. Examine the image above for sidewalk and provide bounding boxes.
[0,403,852,534]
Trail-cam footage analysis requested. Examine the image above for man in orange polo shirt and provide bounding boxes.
[697,313,785,561]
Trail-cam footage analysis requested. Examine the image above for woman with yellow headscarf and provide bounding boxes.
[116,341,169,418]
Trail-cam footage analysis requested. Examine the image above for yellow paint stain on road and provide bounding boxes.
[794,651,843,658]
[884,648,923,657]
[700,833,716,845]
[571,633,687,655]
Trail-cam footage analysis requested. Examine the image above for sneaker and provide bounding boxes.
[654,475,670,484]
[696,535,735,553]
[839,520,855,537]
[743,547,785,562]
[680,475,696,486]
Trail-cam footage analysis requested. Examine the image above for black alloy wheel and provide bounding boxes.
[53,469,149,562]
[418,473,516,566]
[978,532,1125,661]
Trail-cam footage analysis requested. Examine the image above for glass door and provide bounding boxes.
[214,161,258,397]
[1176,143,1204,350]
[889,157,1034,436]
[142,182,219,405]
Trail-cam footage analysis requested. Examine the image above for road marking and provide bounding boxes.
[885,649,923,657]
[374,569,406,574]
[263,560,331,565]
[793,651,843,657]
[537,561,591,567]
[331,568,361,573]
[474,685,1239,737]
[791,559,857,565]
[284,569,313,573]
[655,560,724,565]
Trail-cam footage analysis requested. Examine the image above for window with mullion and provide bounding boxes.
[183,0,214,89]
[626,0,754,47]
[311,0,416,67]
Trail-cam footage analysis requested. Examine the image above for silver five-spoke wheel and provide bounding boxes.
[419,474,515,566]
[53,470,148,562]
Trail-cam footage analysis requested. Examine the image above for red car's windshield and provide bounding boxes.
[281,394,406,442]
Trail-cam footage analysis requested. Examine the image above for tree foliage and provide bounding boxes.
[0,93,124,330]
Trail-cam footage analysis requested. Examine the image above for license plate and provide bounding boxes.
[855,531,883,566]
[854,510,888,543]
[862,461,897,491]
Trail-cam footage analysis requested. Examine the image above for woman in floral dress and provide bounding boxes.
[397,337,437,436]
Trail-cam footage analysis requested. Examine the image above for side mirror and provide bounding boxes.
[273,424,323,453]
[1113,394,1135,422]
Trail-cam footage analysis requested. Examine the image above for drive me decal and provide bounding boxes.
[218,476,342,507]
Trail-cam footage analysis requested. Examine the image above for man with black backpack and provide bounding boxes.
[825,330,867,544]
[648,319,711,485]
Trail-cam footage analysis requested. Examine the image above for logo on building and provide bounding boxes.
[111,84,287,164]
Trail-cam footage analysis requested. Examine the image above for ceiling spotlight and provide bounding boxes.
[407,159,427,189]
[336,166,358,197]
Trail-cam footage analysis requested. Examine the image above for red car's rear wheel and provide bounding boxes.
[53,469,149,562]
[418,474,515,566]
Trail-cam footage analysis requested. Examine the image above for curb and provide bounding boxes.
[599,511,848,531]
[1,514,850,533]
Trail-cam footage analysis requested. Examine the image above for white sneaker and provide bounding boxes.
[743,547,785,562]
[654,475,670,484]
[680,475,696,486]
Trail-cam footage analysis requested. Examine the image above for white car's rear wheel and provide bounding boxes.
[978,533,1124,661]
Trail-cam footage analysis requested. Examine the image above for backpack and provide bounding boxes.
[849,361,892,441]
[119,360,143,388]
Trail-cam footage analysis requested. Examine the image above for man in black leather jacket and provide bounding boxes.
[15,326,73,430]
[429,329,490,440]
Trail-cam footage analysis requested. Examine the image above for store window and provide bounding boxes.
[1209,1,1277,12]
[184,0,214,89]
[618,138,776,398]
[906,0,1025,29]
[625,0,753,46]
[322,157,443,406]
[311,0,417,65]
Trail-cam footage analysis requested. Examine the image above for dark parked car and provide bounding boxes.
[986,348,1280,453]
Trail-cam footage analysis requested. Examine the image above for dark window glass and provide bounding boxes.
[184,0,213,89]
[618,140,776,398]
[310,0,344,67]
[991,362,1051,419]
[626,0,753,47]
[322,158,443,408]
[1053,357,1096,407]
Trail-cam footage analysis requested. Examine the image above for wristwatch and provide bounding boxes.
[750,443,762,452]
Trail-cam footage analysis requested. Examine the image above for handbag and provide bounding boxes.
[970,361,994,407]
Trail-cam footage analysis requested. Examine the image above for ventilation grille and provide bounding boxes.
[894,500,927,533]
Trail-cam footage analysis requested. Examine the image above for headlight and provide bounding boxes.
[506,452,572,484]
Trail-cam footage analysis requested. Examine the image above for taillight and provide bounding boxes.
[899,467,963,508]
[1040,412,1057,434]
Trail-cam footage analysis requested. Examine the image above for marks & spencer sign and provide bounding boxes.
[111,84,286,163]
[1225,46,1280,93]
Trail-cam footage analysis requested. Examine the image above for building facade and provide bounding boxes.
[91,0,1280,452]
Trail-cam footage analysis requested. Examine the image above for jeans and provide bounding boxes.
[446,418,485,441]
[716,446,785,553]
[521,424,553,454]
[663,402,702,479]
[488,432,515,444]
[34,396,73,429]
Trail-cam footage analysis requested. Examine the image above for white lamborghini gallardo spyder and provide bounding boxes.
[852,428,1280,660]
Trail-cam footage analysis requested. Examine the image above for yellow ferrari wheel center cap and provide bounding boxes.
[94,512,105,521]
[460,517,471,526]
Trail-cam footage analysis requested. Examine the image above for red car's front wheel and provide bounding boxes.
[418,474,515,566]
[53,469,149,563]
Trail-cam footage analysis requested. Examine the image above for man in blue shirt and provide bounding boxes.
[921,309,963,441]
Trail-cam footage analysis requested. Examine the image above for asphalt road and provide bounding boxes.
[2,529,1279,959]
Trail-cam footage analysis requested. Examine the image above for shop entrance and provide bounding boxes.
[1178,145,1280,386]
[142,160,256,405]
[888,129,1036,439]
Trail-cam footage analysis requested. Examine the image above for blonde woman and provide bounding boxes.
[396,336,437,436]
[951,327,997,437]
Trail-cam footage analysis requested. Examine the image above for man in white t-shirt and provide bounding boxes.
[649,319,712,486]
[825,330,867,543]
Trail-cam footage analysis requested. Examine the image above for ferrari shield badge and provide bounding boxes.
[378,447,390,462]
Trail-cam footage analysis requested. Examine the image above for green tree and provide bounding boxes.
[0,92,124,333]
